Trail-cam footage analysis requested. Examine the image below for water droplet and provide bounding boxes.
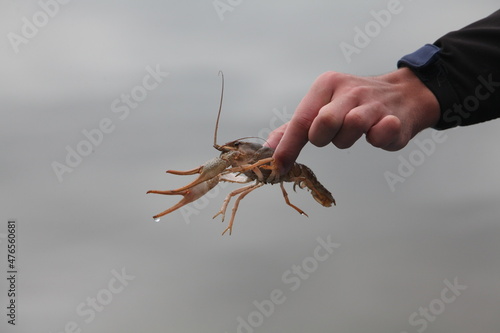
[154,217,161,223]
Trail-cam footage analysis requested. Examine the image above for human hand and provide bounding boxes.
[266,67,440,174]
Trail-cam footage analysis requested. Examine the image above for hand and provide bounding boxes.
[266,67,440,174]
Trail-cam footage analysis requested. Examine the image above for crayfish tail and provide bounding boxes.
[290,163,336,207]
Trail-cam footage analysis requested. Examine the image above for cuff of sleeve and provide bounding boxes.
[397,44,460,130]
[397,44,440,69]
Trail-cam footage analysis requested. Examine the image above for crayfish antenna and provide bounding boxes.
[213,70,224,151]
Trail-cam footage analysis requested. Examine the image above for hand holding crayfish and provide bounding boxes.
[266,68,440,175]
[147,72,335,235]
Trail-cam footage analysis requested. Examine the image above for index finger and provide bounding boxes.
[273,74,335,173]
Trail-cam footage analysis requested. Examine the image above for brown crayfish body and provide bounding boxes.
[147,72,335,235]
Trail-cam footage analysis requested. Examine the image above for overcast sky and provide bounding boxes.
[1,1,500,332]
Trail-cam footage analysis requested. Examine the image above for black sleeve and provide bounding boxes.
[397,9,500,130]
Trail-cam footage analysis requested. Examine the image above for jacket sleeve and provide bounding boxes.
[397,9,500,130]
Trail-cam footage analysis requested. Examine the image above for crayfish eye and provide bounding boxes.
[233,141,240,147]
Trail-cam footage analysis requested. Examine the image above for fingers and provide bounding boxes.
[268,70,416,174]
[331,103,396,149]
[366,115,403,151]
[271,93,403,162]
[272,72,339,173]
[271,115,309,175]
[264,123,287,149]
[308,94,359,147]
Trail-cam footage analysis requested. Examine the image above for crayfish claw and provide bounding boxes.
[167,157,230,193]
[166,166,202,175]
[148,176,221,219]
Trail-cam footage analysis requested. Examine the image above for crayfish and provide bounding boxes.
[147,72,335,235]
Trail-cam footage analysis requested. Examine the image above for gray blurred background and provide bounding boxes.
[1,1,500,332]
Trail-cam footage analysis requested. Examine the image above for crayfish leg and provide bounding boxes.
[221,182,264,236]
[223,157,274,175]
[259,162,280,183]
[213,182,256,222]
[280,182,308,217]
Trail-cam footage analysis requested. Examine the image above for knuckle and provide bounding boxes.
[345,85,369,98]
[344,111,366,131]
[369,100,387,114]
[317,106,340,129]
[316,71,347,88]
[365,133,386,148]
[309,134,330,147]
[332,138,354,150]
